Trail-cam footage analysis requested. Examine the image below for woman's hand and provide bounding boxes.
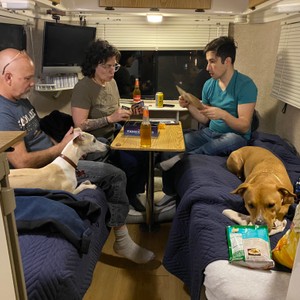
[107,108,132,123]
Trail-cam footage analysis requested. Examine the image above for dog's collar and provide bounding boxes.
[59,154,77,169]
[59,154,86,177]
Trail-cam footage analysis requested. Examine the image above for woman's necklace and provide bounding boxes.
[92,77,106,87]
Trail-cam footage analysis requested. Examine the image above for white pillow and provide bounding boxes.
[204,260,290,300]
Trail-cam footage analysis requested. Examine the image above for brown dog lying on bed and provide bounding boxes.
[227,146,296,232]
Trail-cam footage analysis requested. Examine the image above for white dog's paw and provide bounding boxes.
[74,181,97,194]
[89,184,97,190]
[81,180,92,185]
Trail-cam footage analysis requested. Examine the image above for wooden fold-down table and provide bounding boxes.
[111,123,185,231]
[0,131,27,300]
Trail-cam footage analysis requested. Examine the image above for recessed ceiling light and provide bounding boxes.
[147,14,163,23]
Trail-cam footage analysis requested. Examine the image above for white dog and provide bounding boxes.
[9,129,109,194]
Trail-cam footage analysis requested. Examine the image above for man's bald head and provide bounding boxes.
[0,48,35,100]
[0,48,33,75]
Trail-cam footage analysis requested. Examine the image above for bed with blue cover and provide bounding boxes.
[15,187,109,300]
[162,132,300,300]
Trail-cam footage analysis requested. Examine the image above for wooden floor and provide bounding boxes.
[83,222,190,300]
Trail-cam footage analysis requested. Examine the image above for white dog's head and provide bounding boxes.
[72,129,109,155]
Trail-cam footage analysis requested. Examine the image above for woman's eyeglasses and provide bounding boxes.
[99,63,121,72]
[2,50,26,75]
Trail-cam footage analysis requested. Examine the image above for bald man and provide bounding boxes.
[0,48,73,167]
[0,48,155,264]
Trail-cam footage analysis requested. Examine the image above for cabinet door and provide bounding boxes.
[99,0,211,9]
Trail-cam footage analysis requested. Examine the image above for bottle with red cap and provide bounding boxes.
[133,78,141,103]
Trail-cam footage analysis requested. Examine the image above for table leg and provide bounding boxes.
[140,151,160,232]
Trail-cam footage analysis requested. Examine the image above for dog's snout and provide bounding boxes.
[254,219,266,226]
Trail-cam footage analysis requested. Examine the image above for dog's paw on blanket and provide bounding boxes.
[222,209,287,236]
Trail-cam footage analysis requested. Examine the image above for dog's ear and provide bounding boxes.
[231,183,249,196]
[73,128,82,138]
[74,127,82,133]
[278,187,296,205]
[72,131,86,144]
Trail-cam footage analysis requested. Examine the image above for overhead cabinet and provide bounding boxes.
[99,0,212,9]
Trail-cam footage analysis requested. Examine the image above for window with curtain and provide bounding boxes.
[271,19,300,109]
[95,22,229,50]
[94,19,229,99]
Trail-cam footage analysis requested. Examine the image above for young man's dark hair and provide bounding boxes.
[204,36,237,64]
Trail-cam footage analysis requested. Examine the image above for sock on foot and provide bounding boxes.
[113,227,155,264]
[159,154,183,171]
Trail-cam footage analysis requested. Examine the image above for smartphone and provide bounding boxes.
[163,104,175,107]
[121,105,131,111]
[131,100,144,110]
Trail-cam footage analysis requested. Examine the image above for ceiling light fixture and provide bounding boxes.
[147,13,163,23]
[147,8,163,23]
[0,0,35,10]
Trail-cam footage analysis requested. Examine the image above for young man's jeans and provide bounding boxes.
[161,127,248,195]
[184,127,248,155]
[77,160,129,228]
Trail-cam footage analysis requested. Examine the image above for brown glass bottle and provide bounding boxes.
[140,106,151,147]
[133,78,141,103]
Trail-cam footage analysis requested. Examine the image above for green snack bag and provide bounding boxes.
[226,225,274,269]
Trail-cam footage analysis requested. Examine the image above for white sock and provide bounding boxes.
[159,154,183,171]
[113,227,155,264]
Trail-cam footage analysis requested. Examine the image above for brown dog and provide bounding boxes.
[227,146,295,232]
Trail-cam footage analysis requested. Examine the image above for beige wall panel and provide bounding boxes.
[232,22,300,152]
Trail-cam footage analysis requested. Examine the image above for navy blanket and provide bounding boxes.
[163,132,300,300]
[17,187,110,300]
[15,188,103,254]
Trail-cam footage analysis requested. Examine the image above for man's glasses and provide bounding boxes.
[2,50,26,75]
[99,63,121,72]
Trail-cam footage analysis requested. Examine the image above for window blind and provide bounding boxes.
[95,22,228,50]
[271,20,300,109]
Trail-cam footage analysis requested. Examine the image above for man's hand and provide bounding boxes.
[201,106,225,120]
[179,95,190,108]
[57,126,75,151]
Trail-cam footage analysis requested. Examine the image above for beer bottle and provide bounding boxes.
[133,78,141,103]
[140,106,151,147]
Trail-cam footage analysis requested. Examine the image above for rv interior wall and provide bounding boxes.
[233,22,281,133]
[233,21,300,153]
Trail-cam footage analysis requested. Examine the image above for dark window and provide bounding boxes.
[116,50,210,99]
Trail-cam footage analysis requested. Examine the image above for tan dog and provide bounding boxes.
[227,146,295,232]
[9,129,109,194]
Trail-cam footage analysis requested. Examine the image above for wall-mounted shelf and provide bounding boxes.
[35,84,74,92]
[35,73,78,98]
